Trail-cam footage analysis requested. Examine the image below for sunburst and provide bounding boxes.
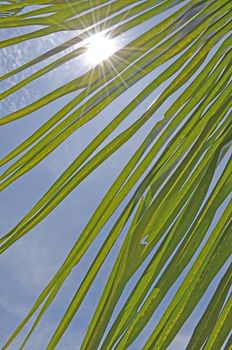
[85,32,116,65]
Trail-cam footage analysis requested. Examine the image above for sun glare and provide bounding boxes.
[85,33,116,65]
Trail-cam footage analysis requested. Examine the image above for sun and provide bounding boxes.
[85,33,116,65]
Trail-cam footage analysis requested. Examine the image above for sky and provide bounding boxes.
[0,1,231,349]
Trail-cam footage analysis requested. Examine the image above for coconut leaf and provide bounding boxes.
[1,1,231,349]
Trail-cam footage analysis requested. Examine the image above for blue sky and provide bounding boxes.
[0,2,231,349]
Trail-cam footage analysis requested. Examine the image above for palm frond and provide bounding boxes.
[0,0,231,349]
